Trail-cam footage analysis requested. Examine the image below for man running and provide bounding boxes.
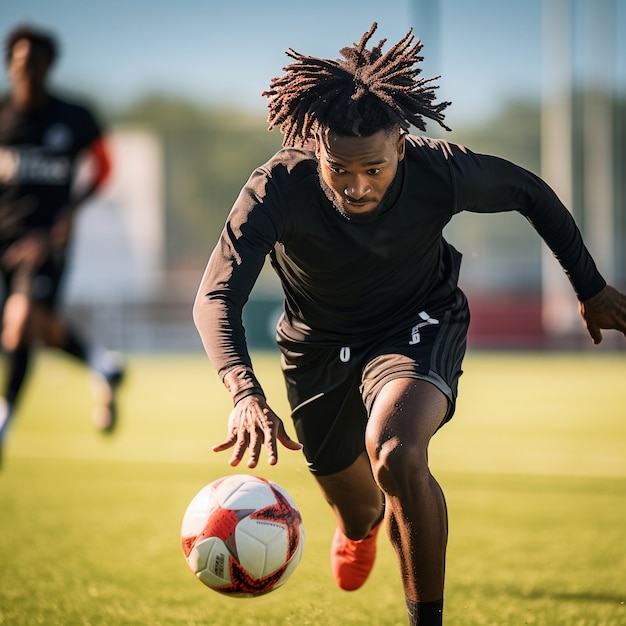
[193,23,626,625]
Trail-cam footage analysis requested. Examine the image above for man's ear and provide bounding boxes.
[313,131,322,159]
[397,133,406,162]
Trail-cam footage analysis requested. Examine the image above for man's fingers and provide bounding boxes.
[587,324,603,345]
[277,426,303,451]
[213,400,301,467]
[212,438,235,453]
[229,430,251,466]
[280,436,303,451]
[246,430,263,468]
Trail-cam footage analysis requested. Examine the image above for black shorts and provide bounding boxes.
[277,290,470,476]
[31,252,67,309]
[0,250,67,310]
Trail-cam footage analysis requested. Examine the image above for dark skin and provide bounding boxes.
[580,285,626,344]
[213,128,626,603]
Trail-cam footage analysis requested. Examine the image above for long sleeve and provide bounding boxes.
[193,166,284,385]
[450,149,606,301]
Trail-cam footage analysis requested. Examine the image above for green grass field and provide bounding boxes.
[1,350,625,625]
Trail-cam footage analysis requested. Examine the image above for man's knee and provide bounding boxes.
[367,433,430,499]
[2,293,32,351]
[365,377,447,495]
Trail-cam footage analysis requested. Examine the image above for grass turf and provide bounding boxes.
[0,350,625,625]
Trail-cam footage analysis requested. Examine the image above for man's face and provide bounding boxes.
[7,38,51,88]
[316,128,405,217]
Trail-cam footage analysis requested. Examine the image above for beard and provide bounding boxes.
[316,163,404,223]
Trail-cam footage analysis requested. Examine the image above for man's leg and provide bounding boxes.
[2,292,31,355]
[0,292,34,460]
[315,451,385,590]
[31,305,125,433]
[366,377,448,624]
[316,452,384,538]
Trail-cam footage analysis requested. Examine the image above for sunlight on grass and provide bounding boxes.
[1,351,624,625]
[431,353,626,478]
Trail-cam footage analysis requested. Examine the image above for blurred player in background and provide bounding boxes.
[0,24,125,466]
[193,23,626,625]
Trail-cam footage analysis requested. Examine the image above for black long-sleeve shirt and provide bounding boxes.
[0,95,103,243]
[194,136,606,380]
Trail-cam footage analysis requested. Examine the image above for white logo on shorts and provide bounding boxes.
[339,347,351,362]
[408,311,439,345]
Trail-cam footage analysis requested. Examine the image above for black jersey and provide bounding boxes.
[0,95,103,241]
[196,135,606,377]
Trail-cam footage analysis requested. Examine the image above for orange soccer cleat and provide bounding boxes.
[330,519,383,591]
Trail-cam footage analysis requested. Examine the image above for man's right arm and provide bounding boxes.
[192,226,268,397]
[192,168,302,465]
[192,166,281,398]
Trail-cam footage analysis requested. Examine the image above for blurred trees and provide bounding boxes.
[114,96,282,271]
[111,92,625,291]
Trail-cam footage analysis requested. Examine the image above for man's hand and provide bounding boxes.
[2,231,48,270]
[212,394,302,468]
[579,284,626,344]
[50,206,76,251]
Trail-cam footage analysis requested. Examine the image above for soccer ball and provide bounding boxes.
[181,474,305,597]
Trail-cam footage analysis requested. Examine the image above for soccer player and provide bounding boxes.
[0,24,125,464]
[193,23,626,625]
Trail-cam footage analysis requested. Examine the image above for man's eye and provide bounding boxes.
[330,166,345,174]
[367,168,381,175]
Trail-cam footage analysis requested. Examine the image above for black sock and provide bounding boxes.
[406,599,443,626]
[5,344,32,408]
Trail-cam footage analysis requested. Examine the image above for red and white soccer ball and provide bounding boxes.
[181,474,305,597]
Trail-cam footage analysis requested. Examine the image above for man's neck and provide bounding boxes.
[11,83,49,112]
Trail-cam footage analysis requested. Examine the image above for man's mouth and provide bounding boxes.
[343,197,374,209]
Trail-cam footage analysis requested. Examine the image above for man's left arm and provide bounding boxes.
[453,149,626,343]
[51,135,112,249]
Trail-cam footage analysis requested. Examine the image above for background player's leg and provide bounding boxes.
[3,344,31,411]
[1,293,33,408]
[0,293,34,442]
[32,305,125,432]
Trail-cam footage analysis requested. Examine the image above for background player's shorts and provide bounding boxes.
[277,289,470,476]
[31,252,67,310]
[0,248,67,310]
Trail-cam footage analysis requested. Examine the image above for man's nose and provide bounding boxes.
[344,175,370,199]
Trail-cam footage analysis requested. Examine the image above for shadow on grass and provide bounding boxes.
[513,586,626,606]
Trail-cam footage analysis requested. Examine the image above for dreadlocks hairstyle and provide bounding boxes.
[263,22,451,147]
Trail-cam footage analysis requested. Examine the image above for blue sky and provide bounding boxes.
[1,0,624,126]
